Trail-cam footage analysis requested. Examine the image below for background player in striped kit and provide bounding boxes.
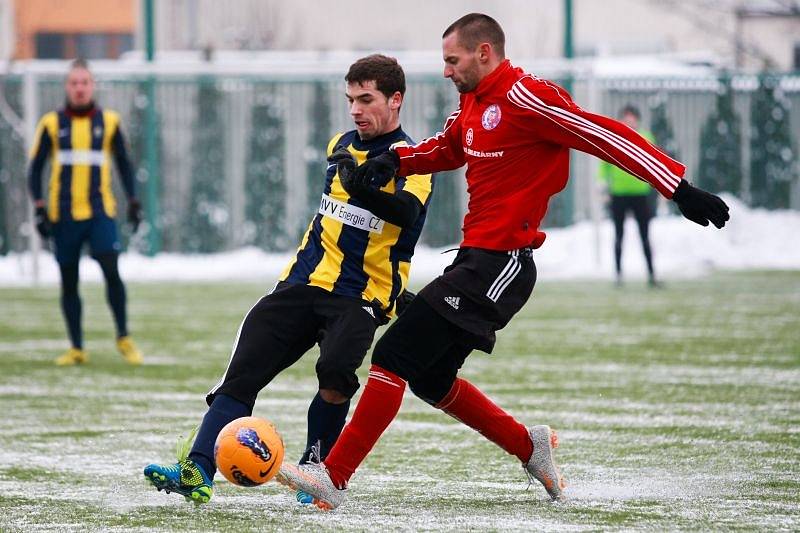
[143,54,433,504]
[28,59,143,366]
[276,13,729,510]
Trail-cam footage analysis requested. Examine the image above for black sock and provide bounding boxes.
[59,262,82,349]
[189,394,251,478]
[96,254,128,337]
[299,392,350,464]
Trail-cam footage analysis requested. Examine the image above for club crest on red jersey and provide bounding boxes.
[481,104,502,130]
[466,128,474,146]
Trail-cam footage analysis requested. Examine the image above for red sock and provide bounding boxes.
[323,364,406,488]
[436,378,532,462]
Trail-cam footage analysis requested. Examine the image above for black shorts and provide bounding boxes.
[371,247,536,404]
[52,216,121,264]
[418,247,536,353]
[610,195,653,227]
[207,282,381,407]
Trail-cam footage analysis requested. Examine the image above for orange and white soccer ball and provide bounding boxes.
[214,416,285,486]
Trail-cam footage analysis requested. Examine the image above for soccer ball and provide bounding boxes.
[214,416,285,487]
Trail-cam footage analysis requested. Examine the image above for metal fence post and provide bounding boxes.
[143,0,160,255]
[22,67,39,285]
[586,74,603,267]
[562,0,575,226]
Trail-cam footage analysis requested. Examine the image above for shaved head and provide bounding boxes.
[442,13,505,58]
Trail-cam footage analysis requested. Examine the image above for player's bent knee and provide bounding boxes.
[371,338,408,379]
[316,364,359,400]
[408,378,452,407]
[318,388,349,404]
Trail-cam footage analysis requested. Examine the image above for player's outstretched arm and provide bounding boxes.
[507,76,684,199]
[671,179,730,229]
[393,107,466,178]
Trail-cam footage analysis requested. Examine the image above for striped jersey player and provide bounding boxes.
[30,97,135,225]
[28,59,143,366]
[143,54,433,505]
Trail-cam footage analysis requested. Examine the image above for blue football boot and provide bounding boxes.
[144,426,213,504]
[144,459,213,504]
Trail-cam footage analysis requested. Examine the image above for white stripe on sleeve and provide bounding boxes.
[507,79,680,191]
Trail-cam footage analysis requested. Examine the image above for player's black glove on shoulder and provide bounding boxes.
[329,145,362,195]
[352,150,399,189]
[396,289,416,315]
[34,206,51,238]
[672,179,730,229]
[128,198,142,233]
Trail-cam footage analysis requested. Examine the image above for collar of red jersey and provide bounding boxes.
[473,59,512,100]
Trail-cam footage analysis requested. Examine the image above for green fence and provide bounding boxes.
[1,71,797,255]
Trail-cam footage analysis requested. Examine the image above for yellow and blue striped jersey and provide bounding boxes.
[280,128,433,317]
[28,106,136,222]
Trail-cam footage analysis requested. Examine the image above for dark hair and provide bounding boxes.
[345,54,406,99]
[69,58,91,72]
[442,13,505,58]
[620,104,641,119]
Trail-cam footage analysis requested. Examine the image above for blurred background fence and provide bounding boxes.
[1,67,798,255]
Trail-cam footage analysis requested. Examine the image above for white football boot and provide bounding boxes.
[275,462,346,510]
[524,425,566,501]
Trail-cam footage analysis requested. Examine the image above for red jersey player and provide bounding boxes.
[277,13,729,510]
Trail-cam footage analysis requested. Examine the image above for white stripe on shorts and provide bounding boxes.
[486,250,521,302]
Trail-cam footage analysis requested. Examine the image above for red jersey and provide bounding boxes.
[393,60,685,250]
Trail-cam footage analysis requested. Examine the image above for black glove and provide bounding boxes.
[351,150,399,189]
[672,179,730,229]
[34,206,51,239]
[329,146,362,195]
[396,289,416,315]
[128,198,142,233]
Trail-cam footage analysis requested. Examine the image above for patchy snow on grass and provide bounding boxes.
[1,270,797,531]
[1,196,797,287]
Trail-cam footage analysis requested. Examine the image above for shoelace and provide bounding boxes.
[295,440,323,503]
[308,440,322,465]
[175,426,199,462]
[524,465,535,491]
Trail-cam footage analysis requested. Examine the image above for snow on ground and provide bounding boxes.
[1,195,797,287]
